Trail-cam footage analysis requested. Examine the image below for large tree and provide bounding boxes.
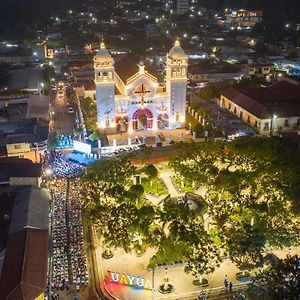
[169,138,300,273]
[246,255,300,299]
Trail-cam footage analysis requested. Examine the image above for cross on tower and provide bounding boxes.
[135,84,150,109]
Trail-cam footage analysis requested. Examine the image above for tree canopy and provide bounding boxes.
[82,136,300,282]
[169,137,300,271]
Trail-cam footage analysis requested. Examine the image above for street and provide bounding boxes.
[52,88,76,135]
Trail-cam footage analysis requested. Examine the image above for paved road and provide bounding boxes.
[52,92,75,135]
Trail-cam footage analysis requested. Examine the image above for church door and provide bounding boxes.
[132,108,153,130]
[138,114,148,130]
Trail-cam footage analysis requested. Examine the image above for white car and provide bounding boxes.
[67,107,74,114]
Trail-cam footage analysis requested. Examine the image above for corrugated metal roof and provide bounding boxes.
[9,186,48,235]
[0,158,42,181]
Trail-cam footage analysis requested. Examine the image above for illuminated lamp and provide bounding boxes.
[128,124,133,133]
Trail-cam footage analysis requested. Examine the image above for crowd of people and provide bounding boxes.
[48,178,88,299]
[51,180,69,292]
[43,150,84,178]
[68,181,89,287]
[58,134,74,149]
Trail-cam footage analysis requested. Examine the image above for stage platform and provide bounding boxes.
[106,128,191,146]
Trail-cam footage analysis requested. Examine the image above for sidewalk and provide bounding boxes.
[93,227,300,300]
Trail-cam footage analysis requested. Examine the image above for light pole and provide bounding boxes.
[152,268,155,300]
[40,82,44,94]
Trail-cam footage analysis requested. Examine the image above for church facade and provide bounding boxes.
[91,41,188,132]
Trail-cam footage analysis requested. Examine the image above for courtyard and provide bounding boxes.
[81,138,300,300]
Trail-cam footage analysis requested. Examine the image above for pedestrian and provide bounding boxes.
[224,278,228,288]
[204,130,208,141]
[229,281,233,292]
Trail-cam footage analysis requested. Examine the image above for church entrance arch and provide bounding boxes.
[157,113,169,129]
[132,108,153,130]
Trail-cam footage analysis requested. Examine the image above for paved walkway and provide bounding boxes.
[95,243,300,300]
[159,169,183,198]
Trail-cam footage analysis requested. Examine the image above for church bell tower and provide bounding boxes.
[94,42,116,129]
[166,40,188,128]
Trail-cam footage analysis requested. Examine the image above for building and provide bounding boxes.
[0,158,48,300]
[0,95,49,161]
[188,67,243,83]
[226,10,263,30]
[177,0,190,15]
[0,47,33,64]
[146,24,160,37]
[84,40,188,132]
[220,81,300,135]
[7,68,45,92]
[0,157,42,187]
[241,63,275,78]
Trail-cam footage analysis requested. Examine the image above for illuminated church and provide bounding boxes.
[92,41,188,132]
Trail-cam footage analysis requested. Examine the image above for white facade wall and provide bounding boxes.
[96,83,115,128]
[94,43,188,131]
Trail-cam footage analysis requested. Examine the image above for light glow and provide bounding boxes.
[106,271,153,290]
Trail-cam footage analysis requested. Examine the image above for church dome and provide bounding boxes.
[168,40,186,59]
[95,42,112,61]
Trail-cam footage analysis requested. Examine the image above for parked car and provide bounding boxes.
[67,107,74,114]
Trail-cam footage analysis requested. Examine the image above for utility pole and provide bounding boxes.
[152,268,155,300]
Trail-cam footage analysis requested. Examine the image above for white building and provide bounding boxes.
[220,82,300,135]
[177,0,190,15]
[90,41,188,132]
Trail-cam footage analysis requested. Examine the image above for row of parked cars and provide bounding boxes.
[57,81,75,114]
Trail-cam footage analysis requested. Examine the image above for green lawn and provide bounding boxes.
[142,177,168,196]
[172,176,198,193]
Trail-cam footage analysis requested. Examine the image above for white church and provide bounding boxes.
[86,40,188,132]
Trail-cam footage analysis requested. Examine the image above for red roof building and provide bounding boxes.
[220,82,300,135]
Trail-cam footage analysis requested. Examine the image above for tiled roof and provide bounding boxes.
[114,58,139,83]
[221,82,300,119]
[0,228,48,300]
[221,87,240,100]
[241,81,300,105]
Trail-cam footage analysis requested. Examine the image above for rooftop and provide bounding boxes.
[0,117,48,146]
[0,185,48,300]
[0,158,42,182]
[115,57,139,83]
[7,68,44,91]
[221,82,300,119]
